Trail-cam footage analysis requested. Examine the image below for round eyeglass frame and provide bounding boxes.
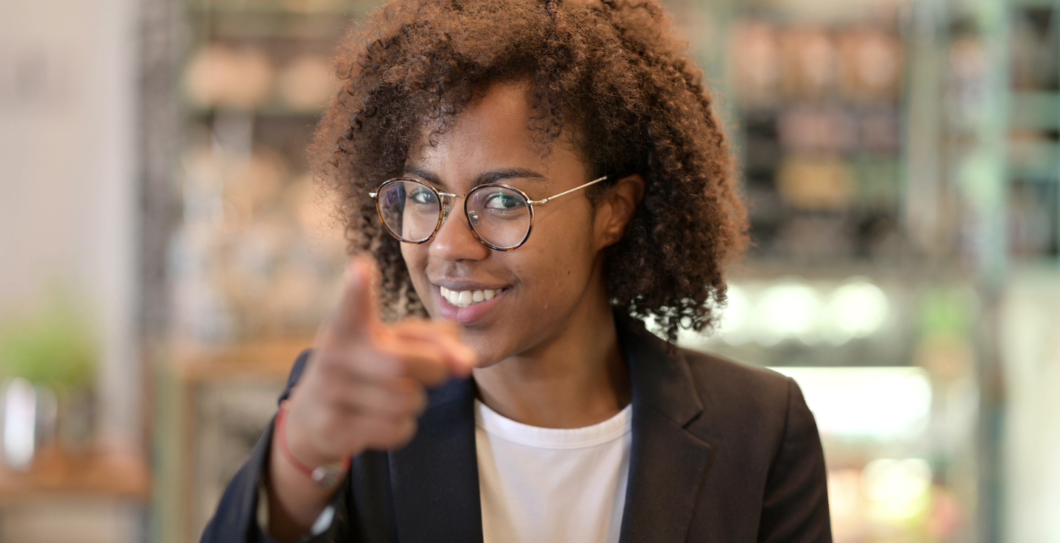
[369,175,608,251]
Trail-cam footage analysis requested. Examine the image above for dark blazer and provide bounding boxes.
[202,315,832,543]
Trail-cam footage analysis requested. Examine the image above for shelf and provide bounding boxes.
[1009,0,1059,8]
[187,4,370,40]
[189,5,355,16]
[1009,139,1059,182]
[187,1,373,17]
[1011,256,1060,267]
[171,337,313,384]
[1010,92,1060,131]
[733,258,973,281]
[0,448,150,505]
[186,104,324,118]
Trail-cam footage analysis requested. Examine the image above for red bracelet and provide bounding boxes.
[276,400,351,488]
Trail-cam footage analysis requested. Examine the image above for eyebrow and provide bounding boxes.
[402,166,547,190]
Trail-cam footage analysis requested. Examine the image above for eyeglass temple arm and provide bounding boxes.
[528,175,608,205]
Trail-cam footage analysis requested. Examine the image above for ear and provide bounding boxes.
[594,174,645,250]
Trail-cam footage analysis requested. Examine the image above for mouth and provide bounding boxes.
[434,282,512,326]
[439,286,508,308]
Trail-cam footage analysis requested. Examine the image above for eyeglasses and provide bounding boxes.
[369,175,608,251]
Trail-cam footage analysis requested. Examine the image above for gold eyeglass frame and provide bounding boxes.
[369,175,608,251]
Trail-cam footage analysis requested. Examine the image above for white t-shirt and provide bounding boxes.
[474,399,633,543]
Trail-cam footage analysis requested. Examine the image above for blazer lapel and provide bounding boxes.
[616,316,715,543]
[388,377,483,543]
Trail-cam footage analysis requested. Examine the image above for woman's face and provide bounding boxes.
[400,81,611,366]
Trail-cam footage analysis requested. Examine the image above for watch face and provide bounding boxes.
[311,464,346,488]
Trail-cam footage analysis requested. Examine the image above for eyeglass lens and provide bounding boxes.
[376,180,531,249]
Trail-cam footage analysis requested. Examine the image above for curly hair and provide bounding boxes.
[309,0,748,343]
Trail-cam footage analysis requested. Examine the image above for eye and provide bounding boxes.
[408,186,439,206]
[483,190,526,211]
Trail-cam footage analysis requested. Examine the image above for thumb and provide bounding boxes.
[326,255,381,341]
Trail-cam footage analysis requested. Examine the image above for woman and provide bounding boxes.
[203,0,832,542]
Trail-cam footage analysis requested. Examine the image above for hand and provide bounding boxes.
[282,256,477,468]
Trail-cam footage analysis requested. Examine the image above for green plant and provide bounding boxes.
[0,287,98,395]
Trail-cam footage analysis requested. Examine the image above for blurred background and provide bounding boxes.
[0,0,1057,541]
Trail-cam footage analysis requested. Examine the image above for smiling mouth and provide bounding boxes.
[439,286,507,308]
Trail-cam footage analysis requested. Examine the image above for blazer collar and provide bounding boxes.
[614,313,705,427]
[387,313,713,543]
[388,376,483,543]
[614,313,715,543]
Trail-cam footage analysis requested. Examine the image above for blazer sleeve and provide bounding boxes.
[200,350,353,543]
[757,377,833,543]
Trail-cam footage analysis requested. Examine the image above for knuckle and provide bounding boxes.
[390,376,418,394]
[421,365,449,386]
[318,382,345,406]
[367,418,413,449]
[409,389,428,414]
[388,419,417,448]
[315,353,350,379]
[401,419,418,441]
[362,350,402,379]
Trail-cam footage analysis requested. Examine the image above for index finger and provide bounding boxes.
[321,256,381,344]
[390,319,478,378]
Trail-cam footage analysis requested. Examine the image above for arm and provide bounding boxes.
[202,258,474,543]
[263,352,346,541]
[757,378,833,543]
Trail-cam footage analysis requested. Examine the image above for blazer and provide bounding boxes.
[202,315,832,543]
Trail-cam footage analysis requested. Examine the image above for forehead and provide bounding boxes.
[406,81,584,181]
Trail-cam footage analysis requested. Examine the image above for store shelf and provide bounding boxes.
[1008,139,1060,182]
[1010,0,1059,8]
[187,3,370,40]
[186,104,323,118]
[171,337,313,384]
[188,3,363,16]
[1010,92,1060,131]
[0,448,150,506]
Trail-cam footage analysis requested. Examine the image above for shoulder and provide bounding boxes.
[678,346,802,445]
[616,314,799,437]
[681,347,793,406]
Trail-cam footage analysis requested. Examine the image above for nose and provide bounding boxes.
[429,199,491,262]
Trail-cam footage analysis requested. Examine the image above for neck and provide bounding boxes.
[471,263,631,429]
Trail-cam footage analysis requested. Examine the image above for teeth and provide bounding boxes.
[439,286,503,308]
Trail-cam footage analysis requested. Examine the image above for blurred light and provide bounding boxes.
[863,458,932,523]
[771,367,931,439]
[824,279,889,344]
[2,378,37,471]
[755,280,822,345]
[718,284,752,344]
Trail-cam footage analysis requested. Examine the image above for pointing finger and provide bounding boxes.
[323,256,381,344]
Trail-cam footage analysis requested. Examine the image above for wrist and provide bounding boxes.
[276,401,351,488]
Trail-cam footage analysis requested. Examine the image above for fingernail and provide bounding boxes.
[344,260,366,284]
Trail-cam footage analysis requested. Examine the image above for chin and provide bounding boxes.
[461,330,509,369]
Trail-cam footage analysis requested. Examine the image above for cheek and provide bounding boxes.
[518,215,597,299]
